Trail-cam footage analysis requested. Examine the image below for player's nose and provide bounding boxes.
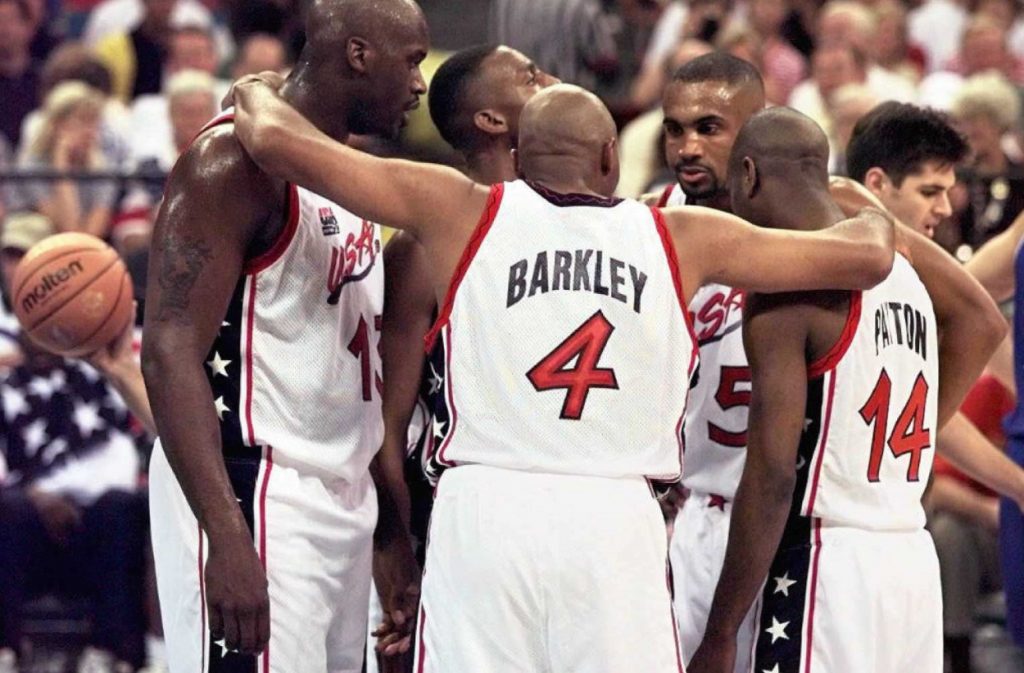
[934,192,952,219]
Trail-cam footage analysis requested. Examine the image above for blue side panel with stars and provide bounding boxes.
[204,276,259,460]
[423,325,453,486]
[751,375,826,673]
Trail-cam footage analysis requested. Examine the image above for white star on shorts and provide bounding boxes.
[214,396,231,420]
[766,616,790,643]
[773,572,797,597]
[763,665,781,673]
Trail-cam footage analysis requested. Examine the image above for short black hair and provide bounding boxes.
[429,44,498,152]
[846,102,968,186]
[671,51,764,92]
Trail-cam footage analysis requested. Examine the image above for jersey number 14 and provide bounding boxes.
[859,370,931,482]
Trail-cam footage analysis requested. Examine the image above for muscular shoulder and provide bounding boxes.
[744,290,850,362]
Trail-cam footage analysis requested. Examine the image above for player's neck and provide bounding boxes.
[769,188,844,231]
[691,190,732,212]
[465,143,516,184]
[280,75,351,142]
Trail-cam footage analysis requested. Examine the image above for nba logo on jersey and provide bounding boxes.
[319,206,340,235]
[327,220,380,305]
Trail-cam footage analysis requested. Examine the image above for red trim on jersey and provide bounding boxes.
[195,110,236,141]
[244,182,301,274]
[656,183,675,208]
[424,183,505,353]
[650,206,700,376]
[198,523,206,673]
[806,371,837,515]
[807,291,862,379]
[415,606,427,673]
[258,446,273,673]
[436,324,460,467]
[243,277,258,446]
[804,519,823,672]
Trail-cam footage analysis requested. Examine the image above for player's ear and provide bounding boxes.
[346,37,371,74]
[863,167,889,195]
[741,156,759,198]
[474,109,508,136]
[600,138,617,176]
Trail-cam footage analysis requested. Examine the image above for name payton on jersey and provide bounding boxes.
[507,249,649,313]
[874,301,928,359]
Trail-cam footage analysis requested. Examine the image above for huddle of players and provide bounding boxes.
[138,1,1012,672]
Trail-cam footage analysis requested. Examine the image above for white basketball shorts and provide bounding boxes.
[669,491,756,673]
[149,441,377,673]
[751,521,942,673]
[413,464,684,673]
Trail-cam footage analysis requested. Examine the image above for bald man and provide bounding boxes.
[228,79,895,671]
[688,108,1005,673]
[141,0,427,670]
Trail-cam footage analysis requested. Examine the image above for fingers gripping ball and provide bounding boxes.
[12,233,133,357]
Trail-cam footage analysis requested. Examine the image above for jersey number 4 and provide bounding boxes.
[527,310,619,420]
[859,370,931,482]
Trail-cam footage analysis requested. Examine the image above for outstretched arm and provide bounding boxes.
[965,210,1024,303]
[666,206,894,304]
[689,294,810,673]
[230,79,489,246]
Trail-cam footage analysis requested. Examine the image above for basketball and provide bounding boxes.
[11,232,134,357]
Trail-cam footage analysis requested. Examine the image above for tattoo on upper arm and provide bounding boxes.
[155,233,215,323]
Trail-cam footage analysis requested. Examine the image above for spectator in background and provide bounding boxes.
[0,217,148,673]
[872,0,926,84]
[232,32,287,79]
[948,17,1024,84]
[94,0,176,102]
[0,0,41,150]
[21,0,58,62]
[21,43,133,169]
[9,82,118,238]
[747,0,806,104]
[816,0,918,102]
[909,0,967,73]
[82,0,228,61]
[489,0,620,91]
[952,71,1024,249]
[827,82,878,174]
[117,69,217,253]
[788,43,865,139]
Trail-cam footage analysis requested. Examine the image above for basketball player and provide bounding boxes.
[656,56,1024,672]
[226,76,896,670]
[372,45,559,658]
[687,108,1006,673]
[141,1,426,670]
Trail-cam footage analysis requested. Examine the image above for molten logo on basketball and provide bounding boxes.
[20,259,85,314]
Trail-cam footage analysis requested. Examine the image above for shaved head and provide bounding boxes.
[728,108,834,224]
[289,0,429,138]
[516,84,619,195]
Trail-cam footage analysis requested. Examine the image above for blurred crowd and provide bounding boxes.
[0,0,1022,672]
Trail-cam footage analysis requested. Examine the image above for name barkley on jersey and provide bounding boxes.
[327,218,380,305]
[875,301,929,358]
[507,249,649,313]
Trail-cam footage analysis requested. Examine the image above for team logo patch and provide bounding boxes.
[327,219,381,304]
[319,207,340,236]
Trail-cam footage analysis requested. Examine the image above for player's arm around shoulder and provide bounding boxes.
[662,205,894,300]
[229,79,489,245]
[691,294,811,673]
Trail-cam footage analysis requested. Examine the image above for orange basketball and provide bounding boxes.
[12,232,133,357]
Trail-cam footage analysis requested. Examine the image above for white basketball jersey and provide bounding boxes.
[195,113,384,481]
[795,255,937,531]
[659,183,751,499]
[426,180,697,480]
